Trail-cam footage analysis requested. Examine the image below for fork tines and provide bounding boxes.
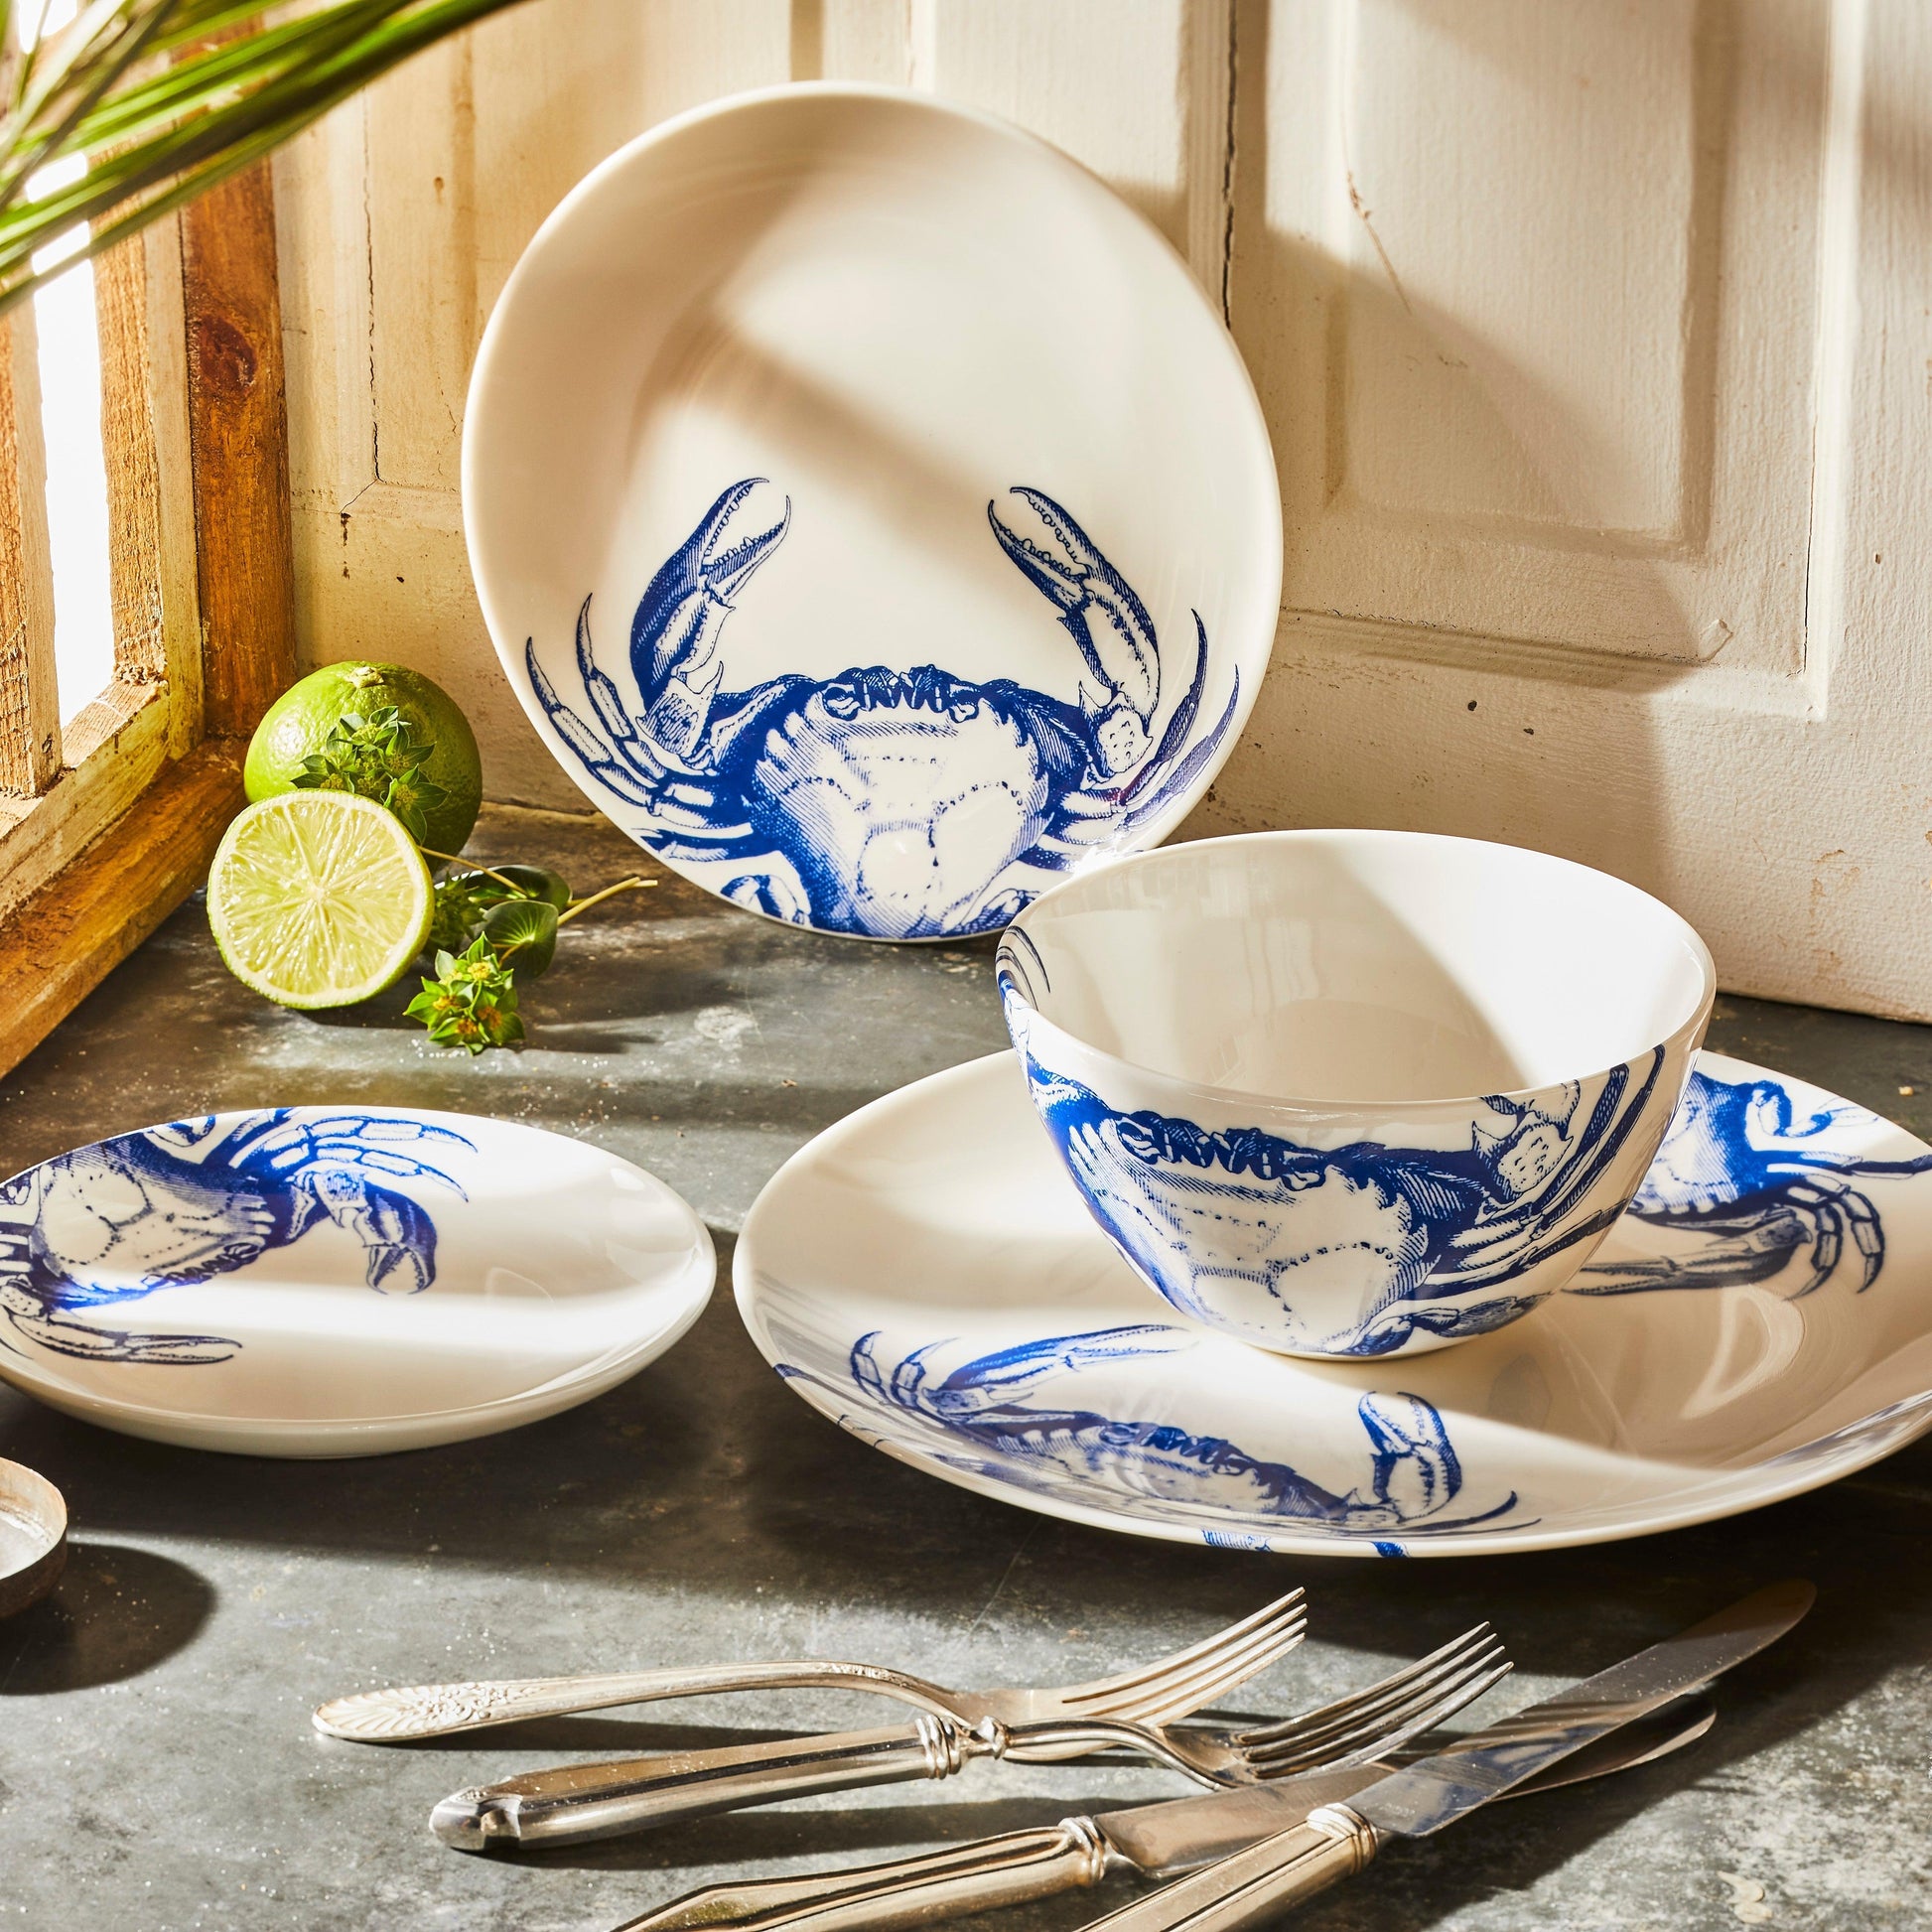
[1236,1622,1511,1779]
[1060,1589,1311,1725]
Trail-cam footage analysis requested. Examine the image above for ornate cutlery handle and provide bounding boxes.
[617,1820,1114,1932]
[1074,1810,1376,1932]
[430,1715,1208,1850]
[314,1660,963,1741]
[432,1719,985,1849]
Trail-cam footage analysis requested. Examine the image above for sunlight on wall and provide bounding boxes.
[28,0,115,731]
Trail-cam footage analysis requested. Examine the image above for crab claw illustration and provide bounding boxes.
[0,1282,235,1363]
[534,474,1243,937]
[1357,1392,1460,1524]
[630,479,792,759]
[987,486,1159,775]
[302,1172,438,1295]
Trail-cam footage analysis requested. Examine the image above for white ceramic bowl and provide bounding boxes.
[464,83,1280,941]
[997,830,1717,1358]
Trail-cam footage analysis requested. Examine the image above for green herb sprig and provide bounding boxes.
[412,851,651,1051]
[290,703,449,843]
[405,935,523,1054]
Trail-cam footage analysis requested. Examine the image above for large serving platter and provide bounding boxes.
[0,1108,713,1456]
[737,1050,1932,1556]
[465,83,1280,942]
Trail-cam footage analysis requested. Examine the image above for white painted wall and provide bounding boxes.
[274,0,1932,1019]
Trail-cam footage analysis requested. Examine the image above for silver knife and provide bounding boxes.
[1067,1580,1814,1932]
[617,1693,1717,1932]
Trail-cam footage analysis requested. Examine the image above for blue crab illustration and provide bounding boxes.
[1576,1069,1932,1299]
[526,478,1238,938]
[0,1111,473,1364]
[806,1325,1517,1536]
[1008,1033,1666,1356]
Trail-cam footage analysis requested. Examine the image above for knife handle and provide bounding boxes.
[1073,1808,1376,1932]
[432,1720,978,1850]
[615,1818,1114,1932]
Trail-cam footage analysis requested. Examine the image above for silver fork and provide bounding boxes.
[316,1588,1309,1743]
[432,1626,1509,1850]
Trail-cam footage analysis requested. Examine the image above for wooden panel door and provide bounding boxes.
[1213,0,1932,1023]
[275,0,1932,1017]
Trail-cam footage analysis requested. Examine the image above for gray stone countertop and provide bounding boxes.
[0,806,1926,1931]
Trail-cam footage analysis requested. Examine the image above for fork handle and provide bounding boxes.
[431,1720,984,1849]
[314,1661,962,1741]
[617,1820,1115,1932]
[1075,1810,1376,1932]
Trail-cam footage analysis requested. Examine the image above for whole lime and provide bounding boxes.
[244,661,483,854]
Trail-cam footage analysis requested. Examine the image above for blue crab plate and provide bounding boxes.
[0,1108,713,1456]
[465,85,1280,941]
[736,1051,1932,1556]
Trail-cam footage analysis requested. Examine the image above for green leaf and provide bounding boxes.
[382,788,428,844]
[480,897,558,980]
[478,863,572,909]
[0,0,535,315]
[381,769,446,844]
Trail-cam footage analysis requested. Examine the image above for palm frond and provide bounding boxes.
[0,0,531,315]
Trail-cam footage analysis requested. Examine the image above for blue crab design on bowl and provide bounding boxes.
[776,1323,1519,1546]
[526,479,1237,939]
[1577,1068,1932,1298]
[0,1111,472,1365]
[1007,1031,1668,1358]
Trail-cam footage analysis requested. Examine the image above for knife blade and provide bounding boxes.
[1073,1580,1813,1932]
[618,1692,1716,1932]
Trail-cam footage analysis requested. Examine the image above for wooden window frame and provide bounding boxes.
[0,161,295,1077]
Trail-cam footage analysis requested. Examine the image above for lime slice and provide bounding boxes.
[207,792,433,1009]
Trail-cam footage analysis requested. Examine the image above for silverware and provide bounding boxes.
[432,1624,1507,1850]
[1061,1580,1815,1932]
[317,1589,1309,1743]
[618,1691,1717,1932]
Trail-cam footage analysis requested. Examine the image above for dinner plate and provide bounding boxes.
[0,1108,713,1456]
[465,83,1280,942]
[737,1051,1932,1556]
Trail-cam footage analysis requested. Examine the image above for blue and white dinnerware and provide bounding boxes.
[464,84,1280,941]
[0,1108,714,1456]
[736,1048,1932,1556]
[997,830,1717,1358]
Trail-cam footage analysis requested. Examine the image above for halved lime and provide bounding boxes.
[207,791,433,1009]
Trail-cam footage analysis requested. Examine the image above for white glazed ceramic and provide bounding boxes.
[0,1108,713,1456]
[996,830,1717,1358]
[464,83,1281,942]
[736,1049,1932,1557]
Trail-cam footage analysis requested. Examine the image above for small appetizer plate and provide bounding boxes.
[465,83,1280,942]
[0,1459,67,1617]
[737,1050,1932,1556]
[0,1109,713,1457]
